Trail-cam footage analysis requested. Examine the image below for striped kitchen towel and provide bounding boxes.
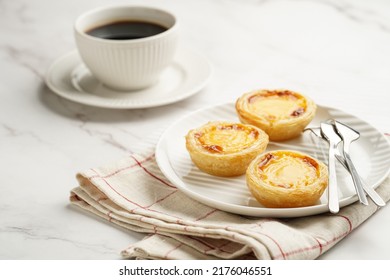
[70,145,390,260]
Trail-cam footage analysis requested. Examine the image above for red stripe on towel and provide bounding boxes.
[314,237,323,255]
[195,209,217,221]
[145,190,179,208]
[164,242,183,259]
[273,228,350,259]
[90,169,182,220]
[130,154,176,189]
[335,214,353,232]
[188,236,235,254]
[87,154,154,180]
[258,232,287,260]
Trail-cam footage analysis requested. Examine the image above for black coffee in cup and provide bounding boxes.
[86,21,167,40]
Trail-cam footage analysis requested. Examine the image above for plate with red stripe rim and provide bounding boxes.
[155,102,390,217]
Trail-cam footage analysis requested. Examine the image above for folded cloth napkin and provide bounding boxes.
[70,147,390,260]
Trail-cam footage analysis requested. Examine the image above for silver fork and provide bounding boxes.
[320,122,341,214]
[304,125,385,207]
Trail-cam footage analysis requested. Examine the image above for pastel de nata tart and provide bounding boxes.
[235,89,317,141]
[185,121,269,177]
[246,150,328,208]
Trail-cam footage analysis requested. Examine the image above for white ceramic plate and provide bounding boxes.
[45,47,212,109]
[155,103,390,217]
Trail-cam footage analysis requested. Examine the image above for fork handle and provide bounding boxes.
[328,145,339,213]
[334,154,385,207]
[344,152,369,205]
[362,183,386,207]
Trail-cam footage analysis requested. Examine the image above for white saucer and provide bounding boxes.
[45,47,212,109]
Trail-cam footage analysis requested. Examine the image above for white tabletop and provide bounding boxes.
[1,0,389,260]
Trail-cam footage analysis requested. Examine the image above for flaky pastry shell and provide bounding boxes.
[246,150,328,208]
[185,121,269,177]
[236,89,317,141]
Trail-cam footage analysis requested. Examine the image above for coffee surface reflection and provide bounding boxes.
[86,21,167,40]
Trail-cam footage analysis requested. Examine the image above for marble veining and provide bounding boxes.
[1,225,119,258]
[317,0,390,32]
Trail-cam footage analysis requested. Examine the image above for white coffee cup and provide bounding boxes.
[74,6,179,91]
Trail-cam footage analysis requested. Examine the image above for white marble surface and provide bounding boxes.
[1,0,390,259]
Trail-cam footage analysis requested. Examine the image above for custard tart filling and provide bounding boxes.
[246,90,308,122]
[186,121,268,177]
[195,123,259,154]
[236,89,317,141]
[246,150,328,208]
[256,151,320,189]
